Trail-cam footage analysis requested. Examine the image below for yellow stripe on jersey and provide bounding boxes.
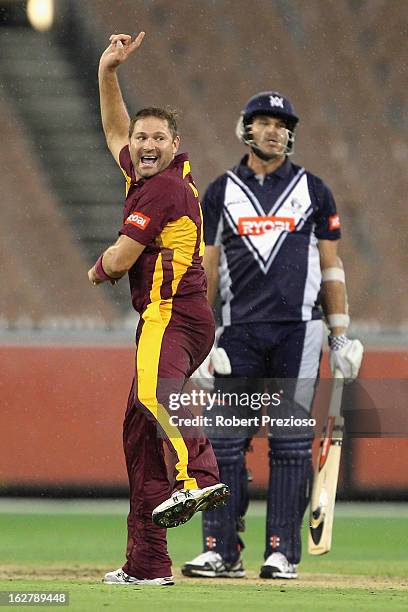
[189,182,199,198]
[136,254,198,490]
[182,161,204,254]
[120,166,132,197]
[150,252,164,303]
[159,215,198,296]
[182,160,191,179]
[197,202,205,256]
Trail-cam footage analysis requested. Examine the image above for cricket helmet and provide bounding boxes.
[236,91,299,156]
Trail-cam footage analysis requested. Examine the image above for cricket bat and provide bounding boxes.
[308,370,344,555]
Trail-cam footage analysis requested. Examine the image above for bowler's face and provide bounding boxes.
[129,116,180,179]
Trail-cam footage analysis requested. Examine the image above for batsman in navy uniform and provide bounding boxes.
[182,92,363,579]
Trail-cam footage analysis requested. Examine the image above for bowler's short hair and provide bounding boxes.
[129,107,179,140]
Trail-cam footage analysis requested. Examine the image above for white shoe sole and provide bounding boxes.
[152,484,230,528]
[259,568,298,579]
[181,567,246,578]
[103,576,174,586]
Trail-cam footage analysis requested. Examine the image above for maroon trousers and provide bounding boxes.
[122,296,219,579]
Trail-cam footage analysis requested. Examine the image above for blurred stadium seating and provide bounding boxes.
[0,0,407,327]
[0,88,116,325]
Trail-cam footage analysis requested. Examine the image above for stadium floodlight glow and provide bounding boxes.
[27,0,54,32]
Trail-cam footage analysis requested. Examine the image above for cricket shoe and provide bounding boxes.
[103,568,174,586]
[181,551,245,578]
[260,553,298,579]
[152,483,230,528]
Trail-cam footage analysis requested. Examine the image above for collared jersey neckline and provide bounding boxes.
[129,151,190,187]
[237,154,292,182]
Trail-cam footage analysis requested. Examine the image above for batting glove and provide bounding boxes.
[190,346,232,390]
[329,334,364,381]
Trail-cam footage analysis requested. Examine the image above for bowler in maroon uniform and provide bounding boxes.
[88,31,228,586]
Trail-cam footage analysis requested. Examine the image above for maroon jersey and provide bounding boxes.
[118,146,207,314]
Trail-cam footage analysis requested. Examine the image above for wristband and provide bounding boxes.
[321,267,345,283]
[326,314,350,329]
[94,255,116,282]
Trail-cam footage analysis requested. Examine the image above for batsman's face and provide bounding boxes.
[250,115,289,158]
[129,117,180,179]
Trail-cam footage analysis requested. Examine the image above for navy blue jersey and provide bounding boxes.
[203,156,341,325]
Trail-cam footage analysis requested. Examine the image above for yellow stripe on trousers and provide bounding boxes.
[136,253,198,490]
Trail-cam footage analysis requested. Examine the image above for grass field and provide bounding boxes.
[0,500,407,611]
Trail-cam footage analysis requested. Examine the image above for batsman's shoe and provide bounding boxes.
[152,483,230,528]
[181,551,246,578]
[260,553,298,579]
[103,568,174,586]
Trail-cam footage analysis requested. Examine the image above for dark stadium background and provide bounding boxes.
[0,0,407,499]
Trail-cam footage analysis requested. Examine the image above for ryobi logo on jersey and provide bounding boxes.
[238,216,295,235]
[125,211,151,230]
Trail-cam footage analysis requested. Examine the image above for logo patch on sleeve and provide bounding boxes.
[125,211,151,230]
[328,214,341,230]
[238,216,295,235]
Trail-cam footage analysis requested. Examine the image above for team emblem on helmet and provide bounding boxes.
[269,95,284,109]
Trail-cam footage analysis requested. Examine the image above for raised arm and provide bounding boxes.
[98,32,145,165]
